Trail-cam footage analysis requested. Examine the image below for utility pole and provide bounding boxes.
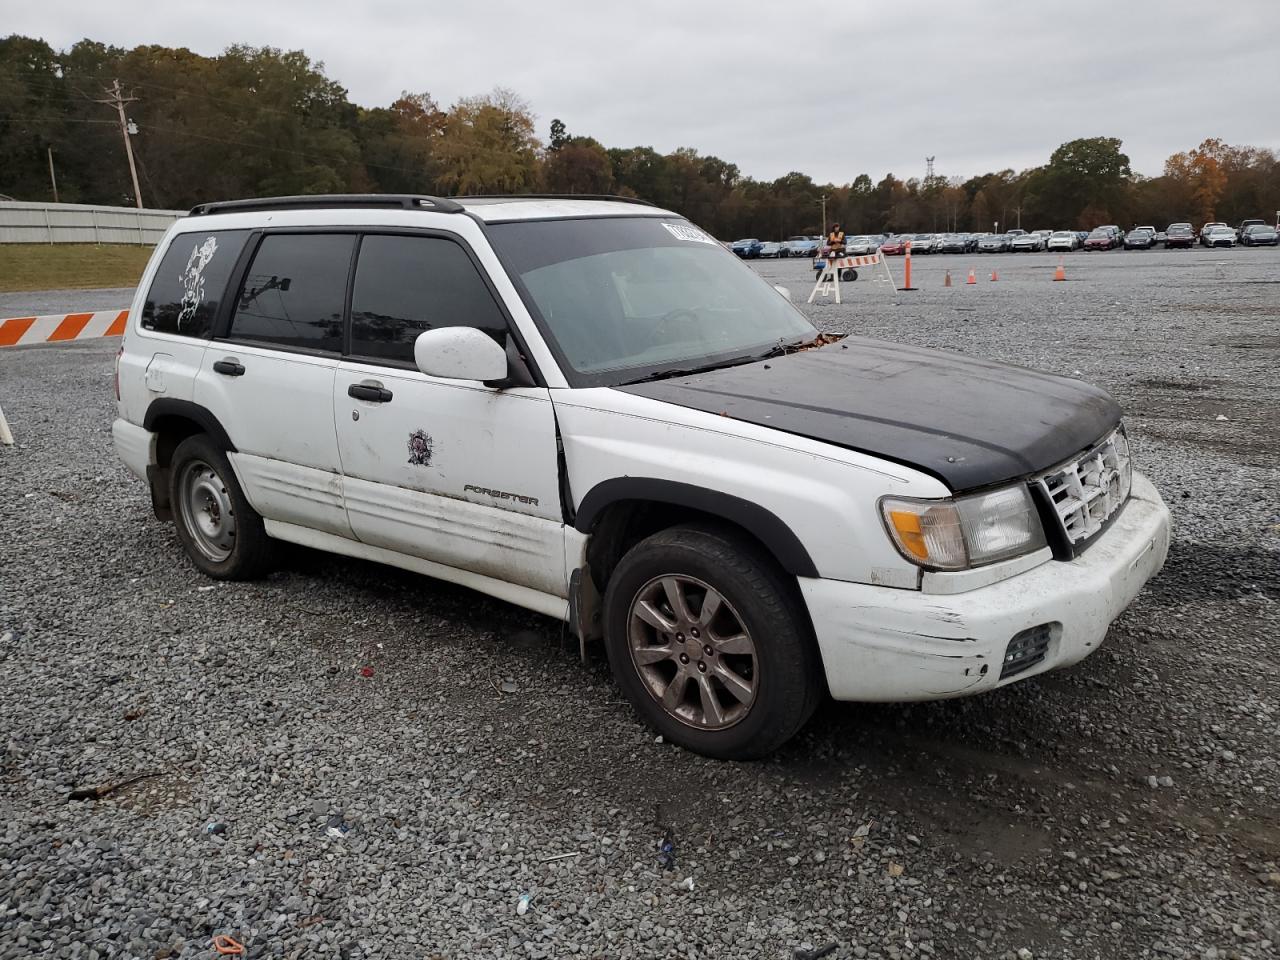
[94,79,143,209]
[820,195,827,240]
[47,147,59,203]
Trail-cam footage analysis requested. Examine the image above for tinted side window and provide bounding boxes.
[229,234,353,352]
[142,230,250,338]
[349,234,508,364]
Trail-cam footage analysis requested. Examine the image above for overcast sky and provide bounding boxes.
[12,1,1280,184]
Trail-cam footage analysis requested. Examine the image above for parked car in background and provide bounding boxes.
[1204,226,1236,248]
[1164,224,1195,248]
[936,234,967,254]
[1241,224,1278,246]
[1030,229,1054,248]
[1236,219,1265,240]
[978,234,1012,253]
[909,233,938,253]
[783,236,819,258]
[1006,228,1027,237]
[879,236,909,255]
[1075,231,1090,247]
[1199,222,1227,246]
[1084,226,1122,250]
[1011,233,1045,252]
[731,238,763,259]
[1047,231,1078,252]
[1124,228,1156,250]
[843,235,877,255]
[757,241,784,258]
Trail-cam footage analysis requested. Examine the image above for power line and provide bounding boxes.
[138,122,428,177]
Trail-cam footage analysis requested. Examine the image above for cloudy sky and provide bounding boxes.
[12,1,1280,184]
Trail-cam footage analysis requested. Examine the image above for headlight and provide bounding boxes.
[1113,424,1133,502]
[880,484,1047,571]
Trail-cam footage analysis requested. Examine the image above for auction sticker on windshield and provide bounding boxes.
[661,222,718,244]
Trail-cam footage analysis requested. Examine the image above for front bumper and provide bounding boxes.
[801,471,1170,702]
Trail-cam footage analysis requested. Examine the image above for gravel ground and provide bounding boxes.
[0,287,135,318]
[1,246,1277,960]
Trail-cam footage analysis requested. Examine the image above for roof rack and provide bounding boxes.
[457,194,656,207]
[188,194,465,217]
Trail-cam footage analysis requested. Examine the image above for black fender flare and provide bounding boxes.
[143,398,237,452]
[573,477,819,578]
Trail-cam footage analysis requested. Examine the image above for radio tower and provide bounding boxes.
[925,156,935,180]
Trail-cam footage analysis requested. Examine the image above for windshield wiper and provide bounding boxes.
[622,338,817,386]
[623,365,713,385]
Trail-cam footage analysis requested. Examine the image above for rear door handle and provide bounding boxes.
[213,359,245,377]
[348,383,393,403]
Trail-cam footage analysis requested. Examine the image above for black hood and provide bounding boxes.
[617,337,1122,492]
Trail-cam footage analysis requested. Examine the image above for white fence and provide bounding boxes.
[0,200,186,245]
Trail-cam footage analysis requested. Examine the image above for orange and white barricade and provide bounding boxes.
[0,309,130,348]
[808,253,895,304]
[0,309,130,444]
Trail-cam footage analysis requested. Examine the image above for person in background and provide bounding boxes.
[826,222,846,256]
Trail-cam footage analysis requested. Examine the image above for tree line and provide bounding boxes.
[2,35,1277,239]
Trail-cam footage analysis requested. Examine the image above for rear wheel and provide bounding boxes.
[603,524,821,759]
[169,434,275,580]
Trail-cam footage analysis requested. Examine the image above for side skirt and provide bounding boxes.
[263,519,571,623]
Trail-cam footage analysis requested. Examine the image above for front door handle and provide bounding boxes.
[213,359,245,377]
[348,383,393,403]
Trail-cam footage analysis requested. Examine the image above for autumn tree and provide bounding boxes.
[543,136,614,194]
[1164,138,1229,224]
[434,87,541,194]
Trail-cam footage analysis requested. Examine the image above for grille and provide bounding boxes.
[1001,624,1053,680]
[1037,428,1131,545]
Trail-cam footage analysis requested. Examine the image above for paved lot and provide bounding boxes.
[1,246,1277,960]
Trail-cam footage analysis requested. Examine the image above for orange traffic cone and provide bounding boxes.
[990,269,999,282]
[1053,257,1066,281]
[966,268,976,285]
[944,270,952,287]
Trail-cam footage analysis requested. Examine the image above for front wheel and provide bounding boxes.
[169,434,275,580]
[603,524,822,759]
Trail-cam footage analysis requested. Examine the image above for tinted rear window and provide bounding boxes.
[142,230,250,338]
[228,234,354,352]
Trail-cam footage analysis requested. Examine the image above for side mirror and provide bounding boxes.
[413,327,508,382]
[773,284,792,301]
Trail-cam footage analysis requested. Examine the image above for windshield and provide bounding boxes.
[488,217,816,387]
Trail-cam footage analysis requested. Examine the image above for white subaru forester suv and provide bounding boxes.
[113,194,1171,759]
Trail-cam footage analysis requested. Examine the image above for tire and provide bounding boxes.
[840,268,857,282]
[602,523,822,760]
[168,433,275,580]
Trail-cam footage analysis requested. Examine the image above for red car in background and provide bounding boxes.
[1083,226,1122,250]
[879,235,909,255]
